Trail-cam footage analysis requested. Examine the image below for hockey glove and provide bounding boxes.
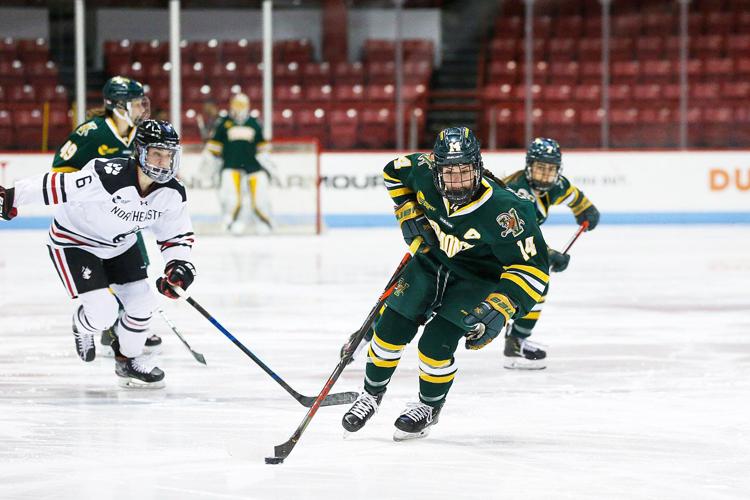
[575,204,600,231]
[0,185,17,221]
[394,200,438,248]
[463,293,516,350]
[548,248,570,273]
[156,260,196,299]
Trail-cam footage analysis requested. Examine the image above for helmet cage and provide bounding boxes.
[110,95,151,127]
[433,161,483,205]
[137,142,181,184]
[525,160,562,193]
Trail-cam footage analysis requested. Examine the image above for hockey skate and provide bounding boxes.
[72,311,96,362]
[115,353,165,389]
[503,335,547,370]
[393,401,442,441]
[100,328,162,357]
[342,390,385,433]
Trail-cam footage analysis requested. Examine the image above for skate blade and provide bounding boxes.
[117,377,165,389]
[503,357,547,370]
[393,427,431,442]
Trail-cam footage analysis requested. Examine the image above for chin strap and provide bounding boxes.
[113,105,135,128]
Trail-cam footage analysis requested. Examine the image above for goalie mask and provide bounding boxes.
[134,120,181,184]
[525,137,562,193]
[103,76,150,127]
[229,93,250,123]
[432,126,483,206]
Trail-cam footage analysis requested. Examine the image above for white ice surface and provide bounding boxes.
[0,226,749,500]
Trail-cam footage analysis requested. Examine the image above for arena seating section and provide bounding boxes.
[104,38,433,148]
[481,0,750,148]
[0,38,70,149]
[1,0,749,150]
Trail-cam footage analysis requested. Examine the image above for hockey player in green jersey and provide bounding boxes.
[52,76,150,173]
[499,137,600,370]
[342,127,550,441]
[51,76,161,354]
[205,93,272,233]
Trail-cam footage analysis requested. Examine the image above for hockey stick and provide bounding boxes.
[562,220,589,255]
[172,286,358,408]
[265,237,423,464]
[156,307,207,365]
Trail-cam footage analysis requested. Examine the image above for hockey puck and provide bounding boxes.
[265,457,284,465]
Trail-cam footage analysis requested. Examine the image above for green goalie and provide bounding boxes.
[499,137,600,370]
[341,127,550,441]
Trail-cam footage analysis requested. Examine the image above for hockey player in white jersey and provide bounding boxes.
[0,120,196,388]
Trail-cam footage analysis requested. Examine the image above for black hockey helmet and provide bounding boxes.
[525,137,562,192]
[103,76,150,126]
[432,126,483,205]
[134,120,181,184]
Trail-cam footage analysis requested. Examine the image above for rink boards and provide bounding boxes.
[0,150,748,227]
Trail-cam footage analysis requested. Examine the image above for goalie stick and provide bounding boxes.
[265,237,423,464]
[172,286,358,408]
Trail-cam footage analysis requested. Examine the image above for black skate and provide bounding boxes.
[145,334,162,350]
[115,354,165,389]
[99,327,117,357]
[339,327,374,365]
[342,390,384,432]
[393,402,442,441]
[72,311,96,362]
[503,335,547,370]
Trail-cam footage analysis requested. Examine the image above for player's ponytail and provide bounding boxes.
[86,107,107,120]
[482,168,507,188]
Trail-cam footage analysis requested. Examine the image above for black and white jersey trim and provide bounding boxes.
[157,231,195,252]
[49,219,119,249]
[42,172,68,206]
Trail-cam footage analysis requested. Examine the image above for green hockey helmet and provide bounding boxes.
[525,137,562,192]
[432,126,483,205]
[103,76,150,126]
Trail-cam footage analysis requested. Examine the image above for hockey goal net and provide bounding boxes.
[180,139,322,235]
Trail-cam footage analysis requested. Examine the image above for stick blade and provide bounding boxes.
[298,390,358,407]
[192,351,207,365]
[319,391,358,406]
[272,439,296,461]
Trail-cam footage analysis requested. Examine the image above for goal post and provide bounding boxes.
[179,138,322,235]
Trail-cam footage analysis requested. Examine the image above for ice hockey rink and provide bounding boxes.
[0,224,748,500]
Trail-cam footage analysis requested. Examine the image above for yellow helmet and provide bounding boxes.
[229,93,250,122]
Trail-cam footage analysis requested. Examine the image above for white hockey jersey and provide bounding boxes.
[13,157,194,262]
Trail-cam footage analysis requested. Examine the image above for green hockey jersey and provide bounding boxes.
[206,115,265,172]
[52,116,137,172]
[384,153,550,318]
[503,170,594,225]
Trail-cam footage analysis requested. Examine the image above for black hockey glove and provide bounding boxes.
[394,200,438,248]
[156,260,196,299]
[463,293,516,350]
[548,248,570,273]
[575,204,600,231]
[0,185,17,221]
